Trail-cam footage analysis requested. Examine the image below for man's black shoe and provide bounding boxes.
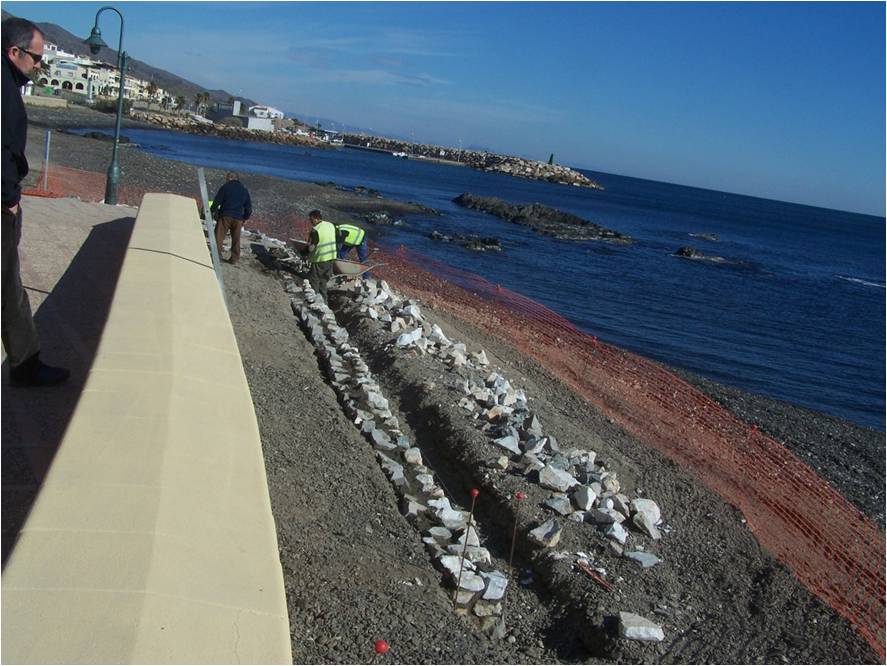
[10,354,70,387]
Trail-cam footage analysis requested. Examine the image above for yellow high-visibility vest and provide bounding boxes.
[337,223,365,246]
[310,220,337,263]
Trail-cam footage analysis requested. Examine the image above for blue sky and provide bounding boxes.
[6,1,885,216]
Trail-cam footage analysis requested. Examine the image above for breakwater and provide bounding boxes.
[343,134,604,190]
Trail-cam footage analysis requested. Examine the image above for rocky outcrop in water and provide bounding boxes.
[430,230,501,252]
[453,193,631,243]
[343,134,604,190]
[673,246,727,263]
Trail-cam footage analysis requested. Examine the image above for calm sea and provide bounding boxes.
[79,128,886,430]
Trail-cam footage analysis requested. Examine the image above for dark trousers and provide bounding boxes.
[308,261,334,301]
[337,239,369,263]
[1,208,39,366]
[215,215,244,262]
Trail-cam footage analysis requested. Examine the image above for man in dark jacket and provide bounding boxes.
[209,172,252,264]
[2,17,69,387]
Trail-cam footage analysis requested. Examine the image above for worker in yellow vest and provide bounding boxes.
[304,209,337,301]
[336,223,369,263]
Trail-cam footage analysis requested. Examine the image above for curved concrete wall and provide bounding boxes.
[2,194,292,664]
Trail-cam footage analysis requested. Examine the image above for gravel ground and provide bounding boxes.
[219,256,877,664]
[19,105,884,663]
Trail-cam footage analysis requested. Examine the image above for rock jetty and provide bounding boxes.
[454,192,632,243]
[343,134,604,190]
[129,110,328,148]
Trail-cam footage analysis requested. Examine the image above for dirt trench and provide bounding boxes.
[224,247,877,664]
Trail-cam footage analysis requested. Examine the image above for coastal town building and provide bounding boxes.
[34,41,169,104]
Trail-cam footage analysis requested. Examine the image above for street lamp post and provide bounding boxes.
[83,6,127,205]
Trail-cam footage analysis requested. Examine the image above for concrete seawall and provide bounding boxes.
[2,193,291,664]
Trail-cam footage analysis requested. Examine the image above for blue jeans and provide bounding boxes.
[338,239,369,263]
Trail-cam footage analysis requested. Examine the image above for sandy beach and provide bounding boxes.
[17,104,884,663]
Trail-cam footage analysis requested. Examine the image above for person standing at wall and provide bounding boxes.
[304,209,337,301]
[2,17,69,387]
[210,172,252,264]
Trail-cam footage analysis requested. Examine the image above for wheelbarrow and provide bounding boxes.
[288,239,381,280]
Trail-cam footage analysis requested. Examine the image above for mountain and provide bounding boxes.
[1,9,255,107]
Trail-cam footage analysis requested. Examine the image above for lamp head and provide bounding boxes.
[84,26,107,55]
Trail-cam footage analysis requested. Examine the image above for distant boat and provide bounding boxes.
[391,151,408,158]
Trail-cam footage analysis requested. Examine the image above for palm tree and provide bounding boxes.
[175,94,186,110]
[193,91,211,114]
[146,81,158,101]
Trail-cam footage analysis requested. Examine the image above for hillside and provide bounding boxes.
[1,9,255,107]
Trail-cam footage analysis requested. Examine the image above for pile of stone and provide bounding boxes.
[286,276,510,631]
[342,277,664,553]
[338,275,667,641]
[254,234,668,642]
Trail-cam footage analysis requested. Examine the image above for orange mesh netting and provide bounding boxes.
[29,166,886,659]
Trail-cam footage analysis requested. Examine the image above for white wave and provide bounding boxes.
[836,275,885,289]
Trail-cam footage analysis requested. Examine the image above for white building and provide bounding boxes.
[248,104,284,119]
[35,41,167,102]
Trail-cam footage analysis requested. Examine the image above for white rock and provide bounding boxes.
[624,551,661,568]
[572,485,598,511]
[402,304,422,321]
[481,571,509,600]
[446,545,492,565]
[602,476,621,494]
[592,508,626,524]
[396,328,423,347]
[528,519,562,548]
[404,447,423,465]
[437,508,468,530]
[543,496,573,515]
[401,498,426,518]
[438,554,475,578]
[633,511,662,540]
[613,494,631,518]
[457,570,485,592]
[426,526,452,541]
[539,466,579,492]
[493,434,521,455]
[606,522,628,544]
[619,612,664,642]
[427,497,452,512]
[630,498,661,525]
[456,525,481,547]
[429,324,450,345]
[473,350,489,366]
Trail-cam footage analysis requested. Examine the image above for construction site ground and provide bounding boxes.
[12,105,882,663]
[222,250,876,664]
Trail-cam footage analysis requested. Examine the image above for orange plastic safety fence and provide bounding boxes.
[23,164,193,209]
[31,167,885,659]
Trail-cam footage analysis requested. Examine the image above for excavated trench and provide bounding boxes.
[259,231,876,664]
